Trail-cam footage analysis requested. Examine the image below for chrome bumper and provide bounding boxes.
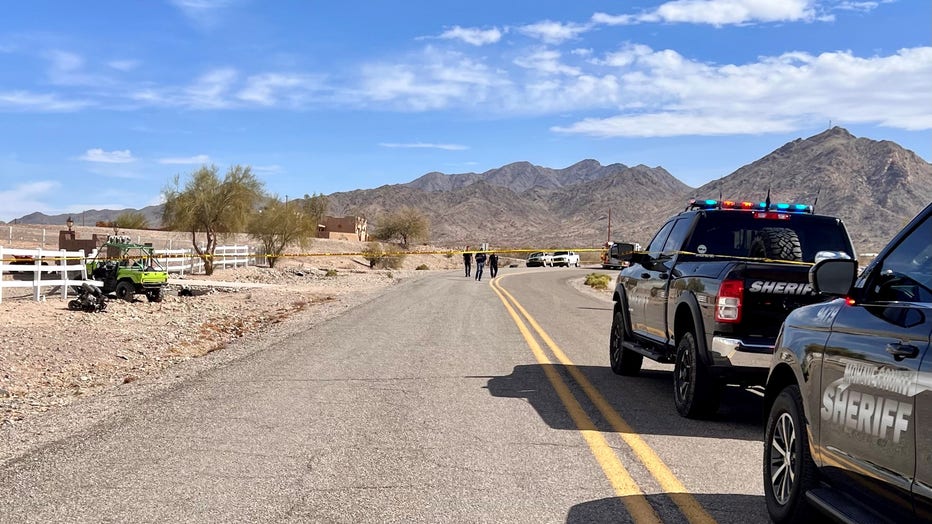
[709,336,773,369]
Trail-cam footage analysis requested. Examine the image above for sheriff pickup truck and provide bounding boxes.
[609,198,855,418]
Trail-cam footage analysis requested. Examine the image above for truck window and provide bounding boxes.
[683,213,853,262]
[662,218,694,255]
[871,212,932,303]
[646,220,675,256]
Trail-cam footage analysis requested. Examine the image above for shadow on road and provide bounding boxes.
[484,363,764,441]
[565,493,767,524]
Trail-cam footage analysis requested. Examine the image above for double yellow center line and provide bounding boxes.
[490,273,716,524]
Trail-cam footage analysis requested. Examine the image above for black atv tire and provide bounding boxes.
[68,299,81,311]
[115,281,135,302]
[764,385,818,523]
[750,228,802,262]
[146,287,164,303]
[673,331,721,418]
[609,303,642,376]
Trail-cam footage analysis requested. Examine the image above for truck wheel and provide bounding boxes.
[750,228,802,262]
[115,281,135,302]
[673,331,720,418]
[764,385,818,523]
[146,288,164,303]
[609,304,642,376]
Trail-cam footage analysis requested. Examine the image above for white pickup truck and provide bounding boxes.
[551,251,580,267]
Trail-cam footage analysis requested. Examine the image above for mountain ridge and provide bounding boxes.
[9,127,931,254]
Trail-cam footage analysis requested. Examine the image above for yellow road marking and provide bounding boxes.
[493,273,717,524]
[489,277,661,524]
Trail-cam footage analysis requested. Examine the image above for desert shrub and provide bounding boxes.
[325,268,338,277]
[584,273,611,290]
[362,242,406,269]
[415,264,429,270]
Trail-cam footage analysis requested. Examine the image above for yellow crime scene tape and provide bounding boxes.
[0,247,816,265]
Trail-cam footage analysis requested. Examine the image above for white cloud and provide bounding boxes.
[158,155,211,165]
[379,142,469,151]
[185,68,237,108]
[518,20,591,44]
[133,68,238,109]
[170,0,234,28]
[514,49,581,76]
[357,48,505,110]
[237,73,316,106]
[551,45,932,137]
[834,1,887,12]
[80,149,135,163]
[593,0,819,26]
[0,181,60,221]
[438,26,503,46]
[0,91,91,111]
[108,59,140,72]
[554,113,798,137]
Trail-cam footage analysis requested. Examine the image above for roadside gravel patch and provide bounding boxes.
[0,265,430,464]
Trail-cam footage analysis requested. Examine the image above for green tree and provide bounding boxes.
[302,192,329,232]
[114,211,150,230]
[248,197,317,268]
[162,164,264,275]
[373,206,429,247]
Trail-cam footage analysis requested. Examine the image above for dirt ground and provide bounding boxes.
[0,226,483,456]
[0,226,552,463]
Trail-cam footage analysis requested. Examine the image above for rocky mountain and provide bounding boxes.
[9,127,931,254]
[692,127,932,252]
[329,127,932,253]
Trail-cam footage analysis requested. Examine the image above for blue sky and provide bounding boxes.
[1,0,929,222]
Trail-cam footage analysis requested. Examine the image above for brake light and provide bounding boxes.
[716,279,743,323]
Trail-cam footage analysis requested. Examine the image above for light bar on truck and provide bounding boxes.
[686,199,813,214]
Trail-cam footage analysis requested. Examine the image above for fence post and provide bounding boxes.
[33,248,42,301]
[0,245,5,304]
[59,249,68,299]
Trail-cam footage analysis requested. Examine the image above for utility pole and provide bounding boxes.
[607,208,612,244]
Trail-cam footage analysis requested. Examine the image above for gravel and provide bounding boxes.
[0,263,436,464]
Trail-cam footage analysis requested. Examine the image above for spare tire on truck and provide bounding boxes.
[750,227,802,262]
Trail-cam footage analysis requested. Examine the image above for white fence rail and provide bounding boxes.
[151,245,254,274]
[0,247,100,303]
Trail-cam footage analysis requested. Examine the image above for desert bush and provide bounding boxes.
[584,273,611,290]
[362,242,406,269]
[325,268,338,277]
[415,264,429,270]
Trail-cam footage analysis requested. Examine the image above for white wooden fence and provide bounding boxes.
[0,246,100,304]
[152,245,254,274]
[1,244,255,302]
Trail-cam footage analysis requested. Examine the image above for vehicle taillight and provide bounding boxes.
[715,279,743,323]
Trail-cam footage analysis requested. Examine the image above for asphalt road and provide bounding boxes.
[0,267,768,523]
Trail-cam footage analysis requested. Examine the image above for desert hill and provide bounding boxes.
[9,127,931,254]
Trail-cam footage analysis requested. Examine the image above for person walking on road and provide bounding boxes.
[488,252,499,278]
[463,246,472,277]
[474,251,487,281]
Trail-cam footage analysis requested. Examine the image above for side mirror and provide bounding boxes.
[810,258,857,296]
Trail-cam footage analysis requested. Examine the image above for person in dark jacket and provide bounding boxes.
[474,251,487,281]
[488,252,499,278]
[463,246,472,277]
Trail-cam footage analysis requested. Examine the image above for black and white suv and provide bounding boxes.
[763,201,932,523]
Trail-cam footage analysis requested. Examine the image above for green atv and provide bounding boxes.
[86,240,169,302]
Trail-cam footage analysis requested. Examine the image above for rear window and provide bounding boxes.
[683,212,853,263]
